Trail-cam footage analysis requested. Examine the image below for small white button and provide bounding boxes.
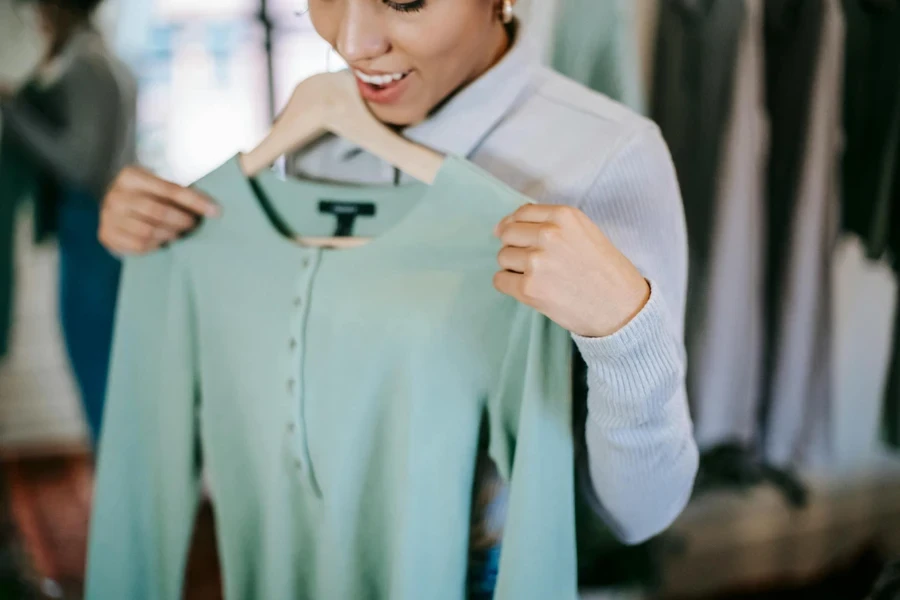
[288,379,296,393]
[289,338,297,351]
[301,257,311,268]
[287,422,296,433]
[293,296,302,307]
[294,459,303,471]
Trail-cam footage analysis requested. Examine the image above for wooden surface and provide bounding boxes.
[0,452,223,599]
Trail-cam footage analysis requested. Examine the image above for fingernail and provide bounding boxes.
[205,203,221,218]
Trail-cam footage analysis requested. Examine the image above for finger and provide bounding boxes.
[492,270,527,303]
[507,204,561,225]
[498,222,561,249]
[100,225,154,256]
[115,212,175,244]
[120,167,219,217]
[118,194,198,233]
[497,246,537,274]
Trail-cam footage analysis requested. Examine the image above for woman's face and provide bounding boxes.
[309,0,512,126]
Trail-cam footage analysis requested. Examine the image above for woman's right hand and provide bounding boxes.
[98,166,220,255]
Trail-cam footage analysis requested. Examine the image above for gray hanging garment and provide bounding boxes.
[687,0,768,452]
[761,0,844,468]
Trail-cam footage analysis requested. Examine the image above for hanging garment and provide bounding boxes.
[887,145,900,447]
[832,237,898,463]
[761,0,845,468]
[886,302,900,448]
[891,179,900,448]
[687,0,768,451]
[842,0,900,261]
[552,0,644,112]
[883,111,900,447]
[759,0,825,441]
[841,0,900,449]
[86,156,578,600]
[634,0,661,98]
[652,0,746,301]
[514,0,563,66]
[651,0,746,427]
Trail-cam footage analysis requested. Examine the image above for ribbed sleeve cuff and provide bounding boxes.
[571,280,685,422]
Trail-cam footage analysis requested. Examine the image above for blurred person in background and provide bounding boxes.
[0,0,137,444]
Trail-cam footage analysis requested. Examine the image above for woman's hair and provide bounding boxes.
[19,0,103,19]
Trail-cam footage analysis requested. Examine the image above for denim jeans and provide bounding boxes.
[58,190,121,443]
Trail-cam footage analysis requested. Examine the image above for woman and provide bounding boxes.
[97,0,698,591]
[0,0,137,442]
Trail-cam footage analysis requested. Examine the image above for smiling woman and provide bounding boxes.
[95,0,698,596]
[308,0,512,124]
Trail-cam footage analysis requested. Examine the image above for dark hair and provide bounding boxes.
[871,560,900,600]
[21,0,103,18]
[53,0,103,16]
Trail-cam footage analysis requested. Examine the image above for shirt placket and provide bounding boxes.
[286,248,321,494]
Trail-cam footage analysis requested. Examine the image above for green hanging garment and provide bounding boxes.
[86,155,578,600]
[551,0,645,112]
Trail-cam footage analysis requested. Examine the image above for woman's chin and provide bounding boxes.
[366,99,430,129]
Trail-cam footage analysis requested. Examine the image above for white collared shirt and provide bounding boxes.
[291,30,698,544]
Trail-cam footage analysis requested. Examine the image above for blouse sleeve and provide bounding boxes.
[488,305,579,600]
[573,124,699,544]
[85,248,202,600]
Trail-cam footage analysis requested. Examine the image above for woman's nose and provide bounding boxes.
[336,1,390,63]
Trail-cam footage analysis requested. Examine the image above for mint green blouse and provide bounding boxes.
[85,155,577,600]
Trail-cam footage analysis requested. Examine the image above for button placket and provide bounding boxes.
[285,249,319,483]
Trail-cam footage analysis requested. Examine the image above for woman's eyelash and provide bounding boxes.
[384,0,426,13]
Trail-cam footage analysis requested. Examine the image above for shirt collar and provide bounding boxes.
[330,21,539,163]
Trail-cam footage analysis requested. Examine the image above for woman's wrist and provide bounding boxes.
[578,276,652,339]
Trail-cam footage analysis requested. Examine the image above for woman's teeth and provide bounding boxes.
[354,70,409,86]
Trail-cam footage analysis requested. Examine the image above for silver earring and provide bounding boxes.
[501,0,514,24]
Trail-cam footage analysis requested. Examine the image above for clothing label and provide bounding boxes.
[318,201,376,237]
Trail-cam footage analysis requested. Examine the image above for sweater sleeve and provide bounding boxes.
[0,55,121,196]
[574,124,699,545]
[488,306,578,600]
[85,248,202,600]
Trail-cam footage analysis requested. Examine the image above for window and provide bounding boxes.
[137,1,340,184]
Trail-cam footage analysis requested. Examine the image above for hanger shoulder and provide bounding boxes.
[240,71,444,184]
[323,73,445,184]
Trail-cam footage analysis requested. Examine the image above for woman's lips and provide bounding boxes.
[353,69,412,105]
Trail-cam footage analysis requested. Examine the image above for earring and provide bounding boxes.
[500,0,514,24]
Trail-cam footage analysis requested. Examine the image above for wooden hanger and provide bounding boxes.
[239,71,445,249]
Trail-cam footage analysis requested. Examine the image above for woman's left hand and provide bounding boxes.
[494,204,651,339]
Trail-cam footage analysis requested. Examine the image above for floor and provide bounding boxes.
[1,452,894,600]
[0,452,222,600]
